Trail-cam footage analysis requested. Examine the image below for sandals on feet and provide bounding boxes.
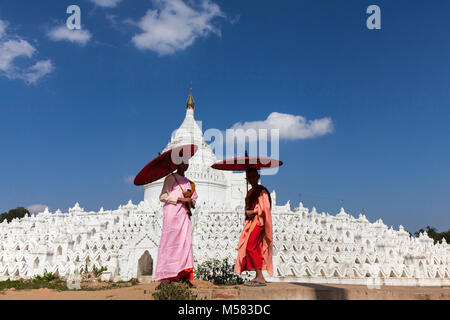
[244,280,267,287]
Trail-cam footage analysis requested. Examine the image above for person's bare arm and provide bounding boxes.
[160,175,177,204]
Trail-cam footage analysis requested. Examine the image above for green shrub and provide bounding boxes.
[79,264,108,277]
[152,281,198,300]
[34,272,60,282]
[413,226,450,245]
[194,258,245,285]
[0,207,29,223]
[92,265,108,278]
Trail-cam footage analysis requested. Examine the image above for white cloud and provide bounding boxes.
[131,0,225,55]
[229,14,240,25]
[124,175,135,184]
[0,19,7,39]
[27,204,49,215]
[90,0,123,7]
[0,39,35,71]
[106,14,119,27]
[47,25,92,46]
[0,18,53,84]
[230,112,334,141]
[20,60,54,84]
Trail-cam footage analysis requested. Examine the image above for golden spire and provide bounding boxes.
[186,82,195,110]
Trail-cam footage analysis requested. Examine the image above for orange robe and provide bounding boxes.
[235,185,273,277]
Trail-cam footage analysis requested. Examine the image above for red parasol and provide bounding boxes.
[211,156,283,171]
[212,155,282,213]
[134,144,198,186]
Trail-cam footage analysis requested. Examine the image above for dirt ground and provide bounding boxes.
[0,280,449,300]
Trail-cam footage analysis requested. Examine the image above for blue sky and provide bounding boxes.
[0,0,449,233]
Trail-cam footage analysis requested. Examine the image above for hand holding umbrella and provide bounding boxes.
[134,144,198,216]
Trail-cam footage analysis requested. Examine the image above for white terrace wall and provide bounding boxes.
[1,200,449,286]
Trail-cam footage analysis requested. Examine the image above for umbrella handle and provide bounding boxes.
[172,173,193,216]
[245,180,250,218]
[246,180,249,208]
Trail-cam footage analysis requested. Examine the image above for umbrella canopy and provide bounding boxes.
[211,156,283,171]
[134,144,198,186]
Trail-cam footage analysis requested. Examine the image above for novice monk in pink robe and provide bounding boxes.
[235,168,273,286]
[155,162,198,287]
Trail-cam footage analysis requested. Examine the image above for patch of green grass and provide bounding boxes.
[78,279,140,291]
[0,276,68,292]
[0,273,140,292]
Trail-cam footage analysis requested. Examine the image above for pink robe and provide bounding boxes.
[155,173,198,282]
[235,186,273,277]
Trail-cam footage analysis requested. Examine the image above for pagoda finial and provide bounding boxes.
[186,82,195,110]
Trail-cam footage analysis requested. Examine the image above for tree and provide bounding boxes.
[0,207,30,223]
[413,226,450,245]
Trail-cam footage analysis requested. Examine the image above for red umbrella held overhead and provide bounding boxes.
[212,155,283,205]
[134,144,198,186]
[211,156,283,171]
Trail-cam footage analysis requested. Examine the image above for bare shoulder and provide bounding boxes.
[259,186,270,195]
[164,174,176,184]
[260,187,272,202]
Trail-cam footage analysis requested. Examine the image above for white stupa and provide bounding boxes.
[0,90,449,286]
[143,87,247,213]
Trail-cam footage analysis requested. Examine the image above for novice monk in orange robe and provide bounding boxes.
[235,168,273,286]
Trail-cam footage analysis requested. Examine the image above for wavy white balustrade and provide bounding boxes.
[0,200,449,285]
